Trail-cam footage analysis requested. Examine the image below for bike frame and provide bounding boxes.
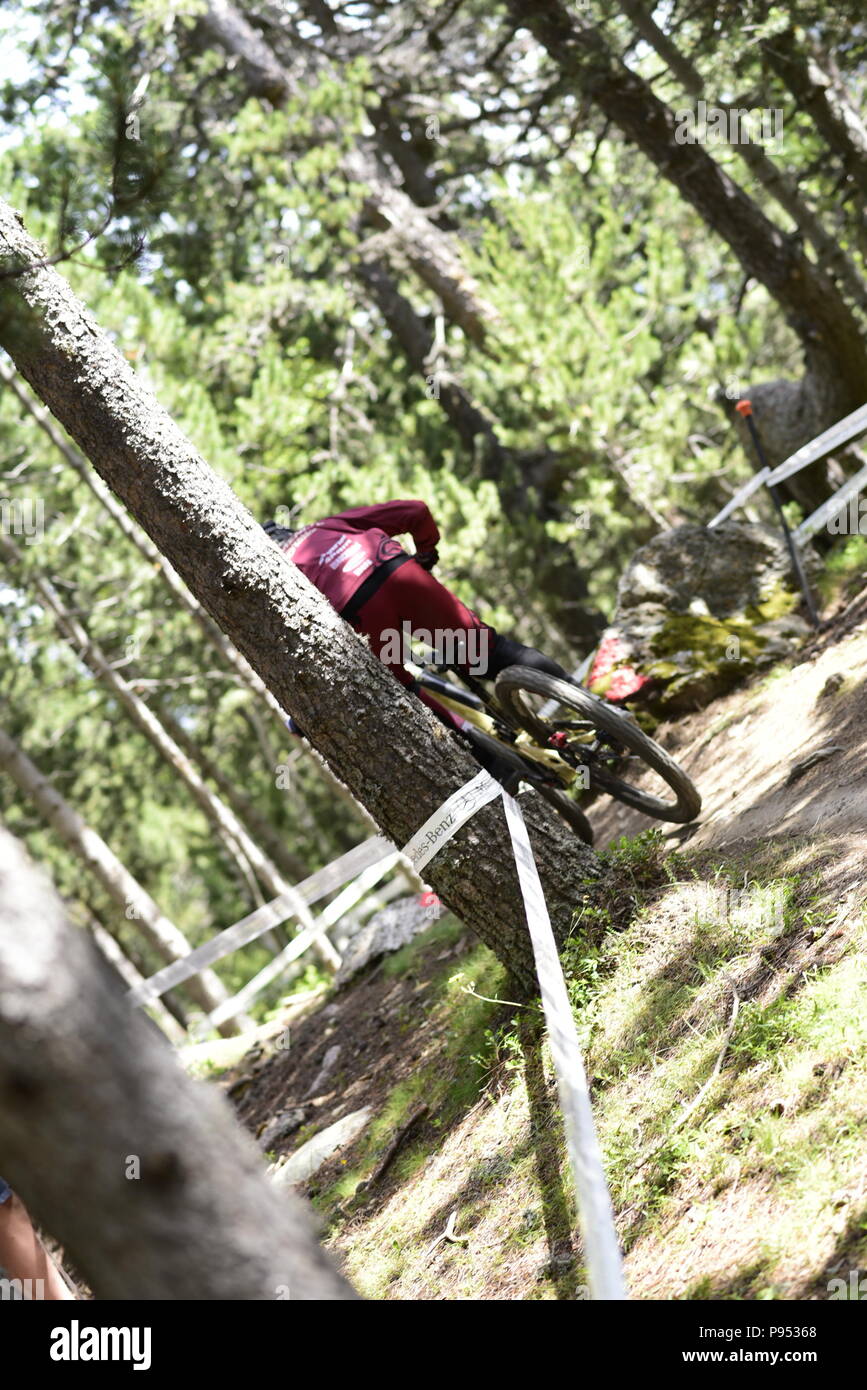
[409,659,581,786]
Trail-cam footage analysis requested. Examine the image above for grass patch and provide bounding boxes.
[381,913,465,979]
[574,839,867,1295]
[817,533,867,605]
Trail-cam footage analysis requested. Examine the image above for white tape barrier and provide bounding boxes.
[202,851,400,1032]
[401,769,502,873]
[709,400,867,531]
[766,401,867,487]
[795,455,867,541]
[398,769,627,1300]
[501,791,627,1300]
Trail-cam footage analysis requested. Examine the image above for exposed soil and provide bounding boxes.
[229,924,486,1199]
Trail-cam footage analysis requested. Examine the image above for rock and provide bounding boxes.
[587,522,818,714]
[752,614,811,666]
[271,1107,373,1188]
[304,1043,342,1099]
[334,895,442,987]
[785,745,844,785]
[818,672,845,699]
[258,1108,308,1150]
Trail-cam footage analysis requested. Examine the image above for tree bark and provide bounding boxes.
[187,6,606,644]
[154,695,307,884]
[347,148,501,348]
[0,824,356,1299]
[0,360,384,856]
[0,197,601,993]
[87,914,188,1045]
[353,255,505,464]
[201,0,499,346]
[0,726,243,1034]
[354,256,607,647]
[0,359,291,720]
[620,0,867,317]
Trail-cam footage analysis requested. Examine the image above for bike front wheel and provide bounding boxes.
[494,666,702,824]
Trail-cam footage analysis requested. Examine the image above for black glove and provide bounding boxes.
[415,548,438,571]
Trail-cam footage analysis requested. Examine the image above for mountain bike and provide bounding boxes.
[409,657,702,847]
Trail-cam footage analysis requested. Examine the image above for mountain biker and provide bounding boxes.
[263,499,571,776]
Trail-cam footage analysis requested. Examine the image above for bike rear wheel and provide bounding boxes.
[533,780,595,845]
[494,666,702,824]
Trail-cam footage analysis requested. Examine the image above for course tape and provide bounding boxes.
[399,769,627,1300]
[400,768,501,873]
[501,791,627,1301]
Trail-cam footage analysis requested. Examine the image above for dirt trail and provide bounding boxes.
[590,610,867,853]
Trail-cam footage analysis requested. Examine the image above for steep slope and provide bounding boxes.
[209,595,867,1300]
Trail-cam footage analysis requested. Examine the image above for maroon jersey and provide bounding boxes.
[277,500,440,614]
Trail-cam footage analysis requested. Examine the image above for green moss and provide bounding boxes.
[621,579,804,712]
[590,582,801,710]
[649,612,761,668]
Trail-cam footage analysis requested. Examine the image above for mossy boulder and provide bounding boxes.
[587,522,816,714]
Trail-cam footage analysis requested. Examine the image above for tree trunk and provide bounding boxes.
[0,725,244,1034]
[0,359,390,854]
[0,197,601,993]
[0,532,340,970]
[201,0,498,345]
[347,149,501,348]
[354,256,607,647]
[154,695,307,884]
[190,6,606,643]
[0,824,356,1299]
[763,25,867,203]
[620,0,867,317]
